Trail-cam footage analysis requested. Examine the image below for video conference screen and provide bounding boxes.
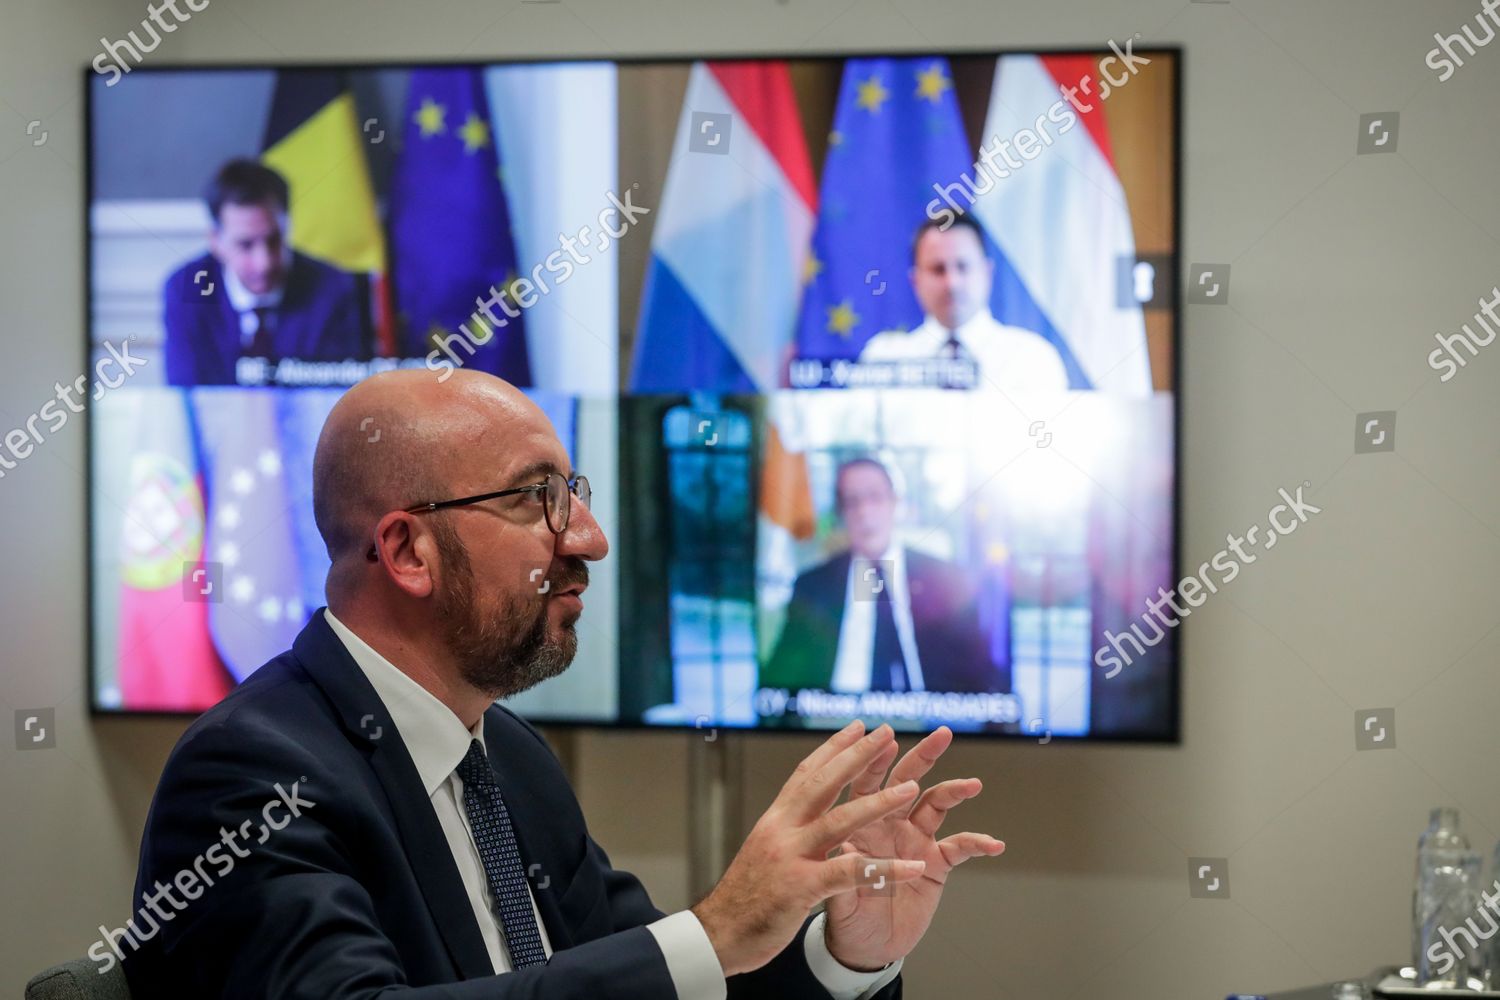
[88,49,1180,740]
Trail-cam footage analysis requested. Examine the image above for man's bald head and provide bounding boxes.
[310,368,606,716]
[312,369,544,579]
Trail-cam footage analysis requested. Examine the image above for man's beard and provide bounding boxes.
[432,524,586,700]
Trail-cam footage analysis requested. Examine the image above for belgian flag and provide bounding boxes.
[261,71,393,353]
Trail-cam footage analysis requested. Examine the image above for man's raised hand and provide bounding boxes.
[690,721,928,977]
[822,725,1005,972]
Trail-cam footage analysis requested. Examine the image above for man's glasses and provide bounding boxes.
[405,471,591,535]
[368,472,592,561]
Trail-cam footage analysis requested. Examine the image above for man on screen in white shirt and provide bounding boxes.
[858,214,1069,394]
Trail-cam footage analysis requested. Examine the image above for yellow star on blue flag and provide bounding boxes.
[793,57,973,363]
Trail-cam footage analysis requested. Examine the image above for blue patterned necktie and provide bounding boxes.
[456,739,548,969]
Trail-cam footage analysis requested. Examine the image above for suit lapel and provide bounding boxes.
[208,260,242,378]
[292,611,496,981]
[277,253,309,358]
[822,551,854,620]
[817,551,854,688]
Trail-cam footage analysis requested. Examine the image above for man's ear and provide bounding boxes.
[371,511,438,599]
[206,225,223,263]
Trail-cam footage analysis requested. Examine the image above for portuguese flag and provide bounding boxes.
[115,390,233,711]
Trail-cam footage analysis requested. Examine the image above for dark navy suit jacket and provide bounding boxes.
[162,252,368,385]
[124,610,900,999]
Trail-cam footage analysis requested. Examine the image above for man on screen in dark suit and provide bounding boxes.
[119,370,1004,998]
[162,159,367,385]
[763,458,1002,696]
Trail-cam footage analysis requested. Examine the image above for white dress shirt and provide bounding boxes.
[859,308,1069,393]
[324,610,901,999]
[831,545,926,694]
[221,260,285,347]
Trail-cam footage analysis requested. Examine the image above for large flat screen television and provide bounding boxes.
[87,47,1181,741]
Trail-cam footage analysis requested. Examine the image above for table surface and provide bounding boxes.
[1261,968,1382,999]
[1261,966,1493,1000]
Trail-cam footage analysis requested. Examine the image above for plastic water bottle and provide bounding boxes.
[1413,809,1465,964]
[1486,839,1500,988]
[1413,807,1478,987]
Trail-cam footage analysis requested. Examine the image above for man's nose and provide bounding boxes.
[555,496,609,562]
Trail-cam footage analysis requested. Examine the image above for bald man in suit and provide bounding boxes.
[121,370,1005,998]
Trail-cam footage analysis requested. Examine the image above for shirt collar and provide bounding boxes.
[922,308,995,343]
[852,542,905,572]
[221,258,287,314]
[324,609,483,797]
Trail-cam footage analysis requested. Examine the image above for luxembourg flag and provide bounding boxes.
[971,54,1153,396]
[629,60,817,393]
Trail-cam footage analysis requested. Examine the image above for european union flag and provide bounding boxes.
[195,391,307,683]
[794,58,973,361]
[389,67,531,383]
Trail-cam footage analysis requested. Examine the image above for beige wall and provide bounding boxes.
[4,1,1500,996]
